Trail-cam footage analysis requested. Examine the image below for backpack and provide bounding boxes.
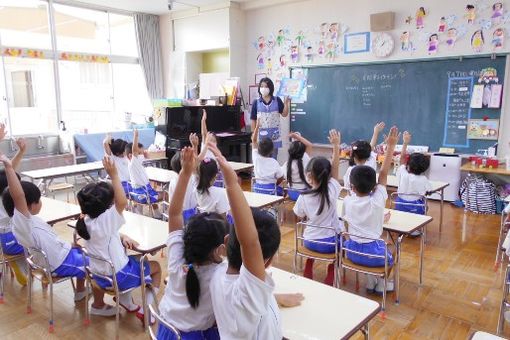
[459,175,496,214]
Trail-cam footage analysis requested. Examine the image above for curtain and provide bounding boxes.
[134,14,164,100]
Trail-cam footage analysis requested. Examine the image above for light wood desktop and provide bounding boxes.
[470,331,506,340]
[146,167,178,191]
[273,268,379,340]
[336,199,433,304]
[461,163,510,176]
[228,161,254,173]
[39,197,81,225]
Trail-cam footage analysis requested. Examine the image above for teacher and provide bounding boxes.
[250,77,291,159]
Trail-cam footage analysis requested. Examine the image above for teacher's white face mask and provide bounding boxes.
[260,87,270,96]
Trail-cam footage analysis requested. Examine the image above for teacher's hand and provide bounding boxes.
[285,96,291,105]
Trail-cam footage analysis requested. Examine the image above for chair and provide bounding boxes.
[82,248,148,339]
[0,242,25,303]
[25,246,76,333]
[47,177,76,203]
[294,221,340,288]
[498,263,510,335]
[148,304,181,340]
[339,232,393,317]
[128,183,163,218]
[495,208,510,270]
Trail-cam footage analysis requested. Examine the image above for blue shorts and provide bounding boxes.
[0,231,24,255]
[253,182,284,196]
[94,256,151,291]
[344,239,393,267]
[183,208,198,224]
[53,248,87,279]
[287,188,303,201]
[304,236,338,254]
[121,181,132,197]
[213,172,224,188]
[157,324,219,340]
[130,184,159,204]
[395,196,426,215]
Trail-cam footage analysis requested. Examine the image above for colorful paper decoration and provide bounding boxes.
[467,119,499,140]
[427,34,439,54]
[488,84,503,108]
[60,52,110,63]
[471,30,485,52]
[470,84,484,108]
[492,2,504,25]
[492,28,505,50]
[446,28,458,48]
[416,7,426,29]
[1,48,44,59]
[466,4,476,24]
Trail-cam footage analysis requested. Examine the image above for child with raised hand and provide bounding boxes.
[395,131,432,216]
[293,130,342,285]
[343,122,384,190]
[157,146,227,340]
[200,109,217,160]
[207,142,303,340]
[76,157,161,323]
[341,126,399,294]
[1,152,115,315]
[103,133,130,196]
[282,132,312,191]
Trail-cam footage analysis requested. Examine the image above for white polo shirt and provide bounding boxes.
[158,230,219,332]
[12,208,71,271]
[168,175,197,211]
[396,165,432,201]
[128,155,150,188]
[252,149,284,184]
[111,155,130,183]
[196,186,230,215]
[210,262,282,340]
[343,152,378,190]
[0,201,11,234]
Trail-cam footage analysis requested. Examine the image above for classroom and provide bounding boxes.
[0,0,510,339]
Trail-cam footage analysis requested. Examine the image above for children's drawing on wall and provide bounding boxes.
[492,2,504,24]
[279,54,287,68]
[400,31,414,51]
[267,34,276,50]
[317,40,325,57]
[405,15,413,25]
[295,30,306,46]
[416,7,426,29]
[466,5,476,24]
[266,57,273,74]
[439,17,447,32]
[428,34,439,54]
[290,45,299,63]
[478,18,493,30]
[329,22,339,40]
[471,29,485,51]
[305,45,314,63]
[257,54,265,69]
[277,29,286,47]
[492,27,505,50]
[446,28,458,47]
[257,36,266,51]
[325,41,337,61]
[320,23,328,39]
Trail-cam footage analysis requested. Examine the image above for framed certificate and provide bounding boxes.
[344,32,371,54]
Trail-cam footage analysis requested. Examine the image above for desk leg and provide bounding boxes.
[140,255,148,330]
[420,226,425,285]
[439,188,444,233]
[395,234,404,305]
[361,323,370,340]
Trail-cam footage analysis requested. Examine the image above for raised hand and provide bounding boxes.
[386,126,400,148]
[181,146,197,175]
[201,109,207,122]
[189,133,199,148]
[402,131,412,145]
[102,156,118,178]
[328,129,341,146]
[374,122,385,134]
[0,153,12,167]
[15,138,26,152]
[0,123,7,141]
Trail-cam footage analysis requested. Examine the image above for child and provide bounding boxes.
[395,131,432,216]
[103,133,129,196]
[1,154,115,316]
[195,154,230,217]
[341,126,399,294]
[293,130,342,285]
[158,146,227,340]
[126,129,163,218]
[343,122,384,190]
[75,157,161,323]
[281,132,312,191]
[0,135,27,286]
[207,142,302,339]
[251,118,284,194]
[201,109,217,160]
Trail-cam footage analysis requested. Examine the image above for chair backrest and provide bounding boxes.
[25,246,52,275]
[296,221,339,254]
[81,247,120,292]
[148,304,181,340]
[390,192,427,214]
[339,232,389,271]
[252,178,277,195]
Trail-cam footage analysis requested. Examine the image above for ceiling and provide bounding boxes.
[66,0,255,15]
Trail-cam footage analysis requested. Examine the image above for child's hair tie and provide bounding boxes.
[182,263,194,273]
[352,146,358,150]
[204,158,211,163]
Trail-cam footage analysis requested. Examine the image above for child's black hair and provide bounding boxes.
[2,181,41,217]
[125,142,143,154]
[407,153,430,175]
[287,141,309,188]
[0,170,20,196]
[197,159,218,195]
[227,208,281,270]
[350,165,376,195]
[258,77,275,97]
[110,139,127,157]
[171,151,182,173]
[258,137,274,158]
[302,157,331,215]
[467,4,475,9]
[75,182,115,240]
[183,212,228,308]
[349,140,372,166]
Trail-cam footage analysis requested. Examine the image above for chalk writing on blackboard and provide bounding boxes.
[443,77,474,148]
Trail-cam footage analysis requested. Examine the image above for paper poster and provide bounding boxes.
[249,85,259,104]
[488,84,503,108]
[467,119,499,140]
[344,32,370,54]
[470,84,484,108]
[277,78,305,100]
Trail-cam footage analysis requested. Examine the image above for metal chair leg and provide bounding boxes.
[49,275,55,333]
[26,270,33,314]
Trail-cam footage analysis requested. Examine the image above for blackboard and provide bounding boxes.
[290,56,506,153]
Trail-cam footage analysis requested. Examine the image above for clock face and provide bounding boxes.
[372,33,395,58]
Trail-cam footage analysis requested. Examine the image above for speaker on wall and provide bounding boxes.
[370,12,395,32]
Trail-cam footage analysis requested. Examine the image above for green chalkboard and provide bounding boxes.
[290,56,506,153]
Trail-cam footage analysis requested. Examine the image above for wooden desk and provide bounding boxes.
[337,199,433,304]
[39,197,81,225]
[143,156,168,168]
[146,166,178,190]
[470,331,506,340]
[386,175,449,232]
[68,210,168,254]
[22,161,104,194]
[228,161,254,173]
[461,163,510,176]
[272,268,380,340]
[242,190,285,209]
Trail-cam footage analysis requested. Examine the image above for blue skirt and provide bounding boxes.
[253,182,284,196]
[304,236,338,254]
[344,239,393,267]
[130,184,159,204]
[53,248,87,279]
[0,231,24,255]
[395,196,426,215]
[157,324,219,340]
[94,256,151,291]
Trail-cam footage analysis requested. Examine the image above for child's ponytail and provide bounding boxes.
[197,159,219,194]
[287,141,309,188]
[185,264,200,308]
[76,216,91,240]
[303,157,332,215]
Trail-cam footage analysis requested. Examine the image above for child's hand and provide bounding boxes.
[133,129,139,138]
[0,153,12,167]
[402,131,412,145]
[275,293,304,308]
[207,142,228,167]
[15,138,26,152]
[284,96,291,105]
[374,122,385,134]
[102,156,118,178]
[189,133,199,148]
[256,117,262,128]
[181,146,196,175]
[386,126,400,147]
[204,132,215,146]
[328,129,341,146]
[384,211,391,223]
[201,109,207,122]
[0,123,7,141]
[289,132,301,140]
[121,235,139,250]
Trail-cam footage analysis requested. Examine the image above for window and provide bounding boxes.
[112,63,152,121]
[109,14,138,57]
